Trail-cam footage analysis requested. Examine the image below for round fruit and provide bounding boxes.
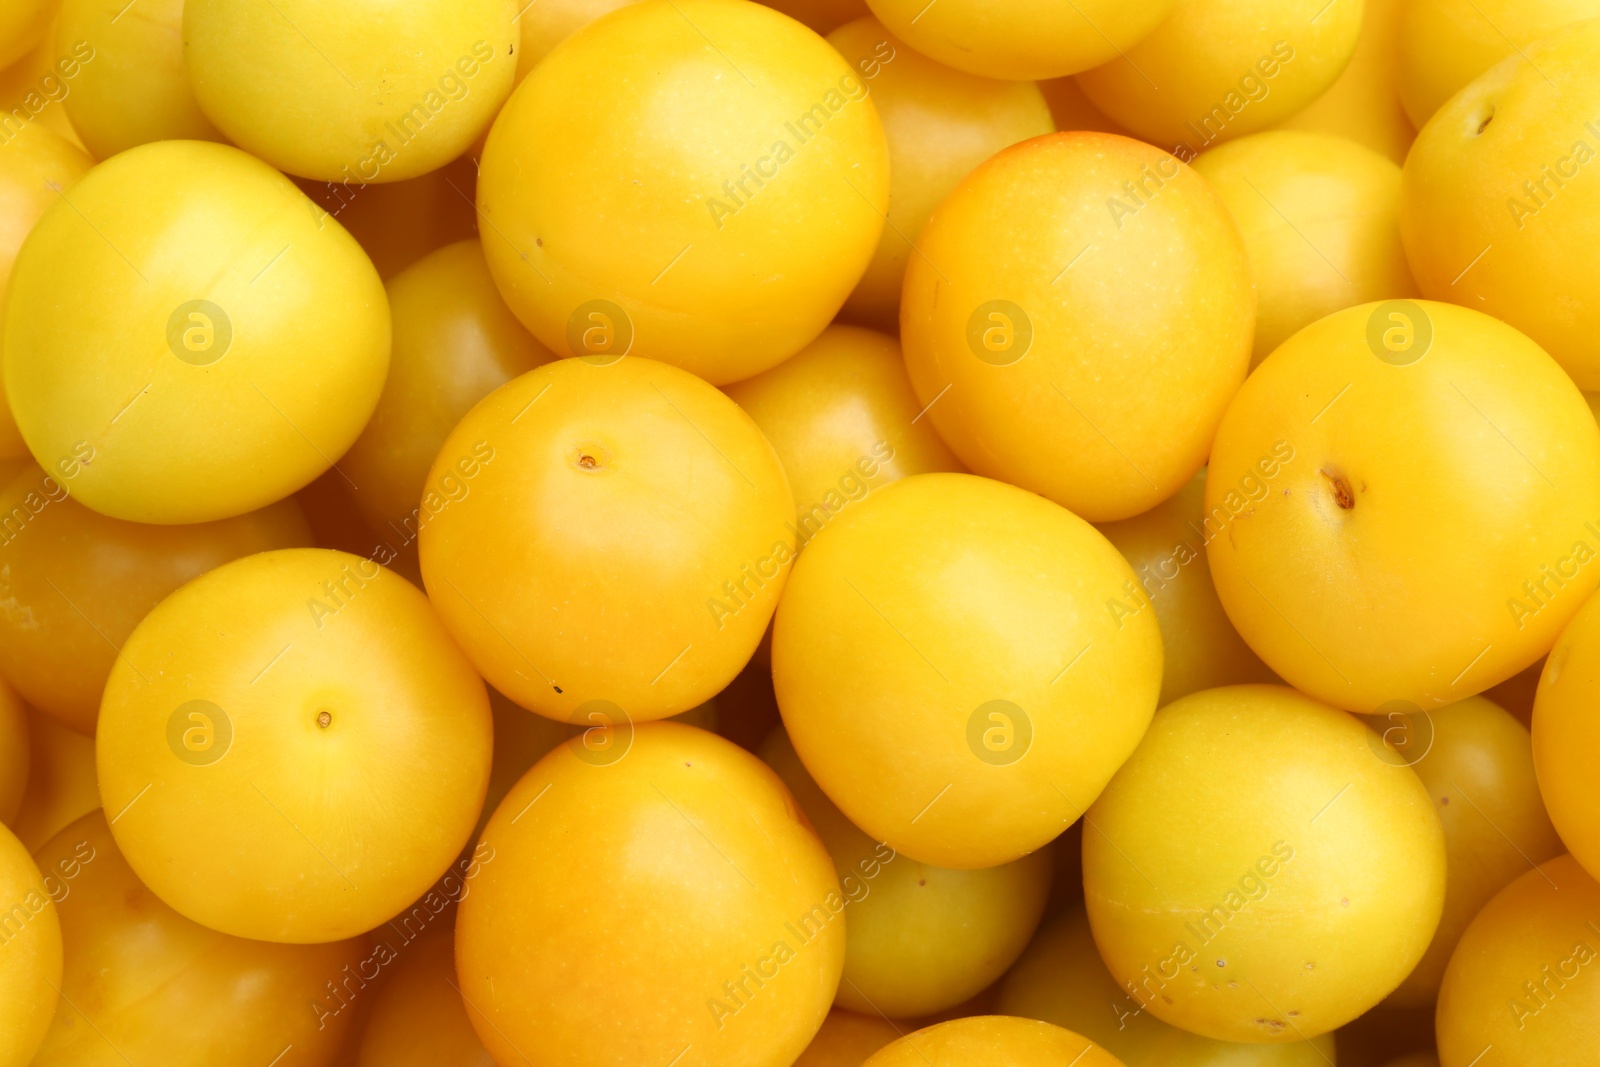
[1532,591,1600,882]
[97,548,492,943]
[1436,855,1600,1066]
[0,819,60,1067]
[0,0,51,70]
[794,1010,900,1067]
[1075,0,1364,153]
[900,131,1253,522]
[1207,300,1600,713]
[30,811,363,1067]
[457,722,843,1067]
[0,464,312,734]
[827,19,1053,329]
[1279,0,1413,165]
[998,905,1338,1065]
[355,921,492,1067]
[761,727,1052,1017]
[1084,685,1446,1042]
[184,0,518,182]
[1378,696,1561,1007]
[1191,130,1416,367]
[57,0,225,158]
[1397,0,1600,128]
[340,240,554,535]
[773,472,1163,869]
[861,1017,1125,1067]
[1401,19,1600,387]
[419,356,794,723]
[861,0,1176,81]
[0,122,91,460]
[723,324,962,543]
[4,140,390,524]
[513,0,639,75]
[477,0,889,384]
[1095,470,1275,706]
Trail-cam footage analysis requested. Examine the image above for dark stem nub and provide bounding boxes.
[1322,468,1355,511]
[316,710,332,729]
[1477,107,1495,135]
[578,454,598,469]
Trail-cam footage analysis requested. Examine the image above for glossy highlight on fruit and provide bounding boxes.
[477,0,890,384]
[457,722,843,1067]
[1084,685,1446,1042]
[773,472,1163,868]
[3,140,391,524]
[901,131,1253,522]
[1207,300,1600,713]
[420,356,794,723]
[97,548,492,943]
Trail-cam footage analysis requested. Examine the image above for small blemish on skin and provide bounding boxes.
[1216,959,1226,968]
[553,685,563,693]
[316,710,332,728]
[1341,898,1350,907]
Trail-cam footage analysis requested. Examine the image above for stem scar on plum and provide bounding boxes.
[316,709,332,729]
[1321,468,1355,511]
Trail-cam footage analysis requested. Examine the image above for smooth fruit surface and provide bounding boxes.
[1279,0,1413,164]
[30,812,363,1067]
[340,240,554,535]
[793,1010,900,1066]
[1207,300,1600,713]
[1435,855,1600,1066]
[420,357,794,723]
[0,0,50,70]
[1076,0,1364,154]
[998,905,1338,1065]
[3,140,391,524]
[1397,0,1600,128]
[185,0,518,181]
[58,0,225,158]
[861,1017,1125,1067]
[0,465,312,734]
[861,0,1176,80]
[761,728,1052,1017]
[723,323,962,545]
[1401,19,1600,388]
[456,722,844,1067]
[1095,470,1275,706]
[1084,685,1446,1042]
[1378,696,1561,1008]
[1192,130,1416,367]
[0,818,58,1067]
[0,121,91,459]
[513,0,640,75]
[478,0,889,384]
[828,19,1053,329]
[900,131,1253,522]
[98,548,492,943]
[1533,591,1600,882]
[355,921,492,1067]
[773,472,1163,869]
